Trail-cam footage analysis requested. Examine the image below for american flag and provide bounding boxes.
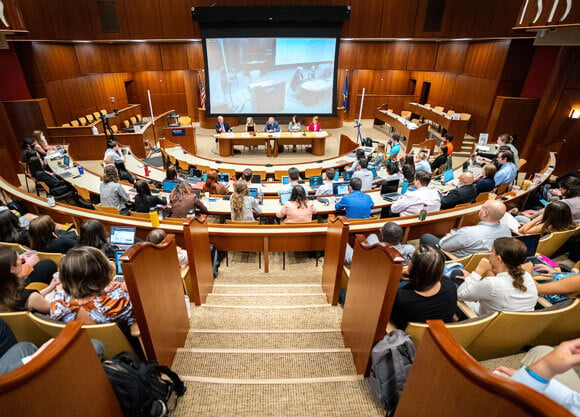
[199,76,206,109]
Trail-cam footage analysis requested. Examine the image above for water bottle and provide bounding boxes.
[144,165,150,176]
[418,204,427,221]
[77,166,84,175]
[149,207,160,227]
[156,204,165,220]
[47,194,56,207]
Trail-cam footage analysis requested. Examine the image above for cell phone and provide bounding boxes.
[539,199,549,206]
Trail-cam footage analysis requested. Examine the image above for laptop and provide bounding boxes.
[251,174,262,184]
[513,234,553,269]
[282,176,290,185]
[192,189,201,198]
[333,181,350,197]
[381,179,401,201]
[342,171,353,181]
[280,193,291,204]
[162,180,178,193]
[309,175,323,189]
[462,161,469,172]
[63,155,71,167]
[114,249,125,276]
[110,226,136,250]
[249,188,258,199]
[401,181,409,194]
[217,173,230,184]
[442,169,455,184]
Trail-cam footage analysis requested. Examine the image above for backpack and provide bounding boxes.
[363,137,373,147]
[368,330,416,413]
[103,351,187,417]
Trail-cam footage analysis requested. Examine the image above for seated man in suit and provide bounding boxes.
[215,115,231,144]
[440,172,477,210]
[264,117,280,133]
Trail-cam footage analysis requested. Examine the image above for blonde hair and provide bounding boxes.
[231,181,248,220]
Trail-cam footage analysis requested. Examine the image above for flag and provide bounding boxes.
[342,72,349,111]
[199,76,206,109]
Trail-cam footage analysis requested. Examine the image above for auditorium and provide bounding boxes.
[0,1,579,416]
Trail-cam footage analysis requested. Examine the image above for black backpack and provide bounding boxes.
[103,351,187,417]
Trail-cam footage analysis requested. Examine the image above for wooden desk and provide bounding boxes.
[405,102,469,150]
[374,108,429,149]
[215,132,328,157]
[163,125,196,155]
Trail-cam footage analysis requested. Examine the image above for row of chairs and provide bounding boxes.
[61,109,107,127]
[0,241,64,266]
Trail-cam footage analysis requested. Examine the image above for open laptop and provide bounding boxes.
[110,226,136,250]
[114,249,125,276]
[333,181,350,197]
[217,173,230,185]
[249,188,258,199]
[251,174,262,184]
[282,176,290,185]
[443,169,455,184]
[162,180,179,193]
[381,179,401,201]
[513,234,550,269]
[280,193,291,204]
[342,171,353,181]
[309,175,323,190]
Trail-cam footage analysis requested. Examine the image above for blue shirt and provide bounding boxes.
[387,143,400,157]
[335,190,374,219]
[494,162,517,186]
[104,148,122,163]
[265,120,280,132]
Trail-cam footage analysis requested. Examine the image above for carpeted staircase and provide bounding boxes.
[171,253,384,417]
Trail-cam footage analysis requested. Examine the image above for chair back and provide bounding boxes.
[129,116,137,125]
[401,110,412,120]
[100,109,107,115]
[447,110,455,116]
[178,159,190,173]
[111,125,119,133]
[434,106,444,112]
[93,111,101,120]
[36,181,50,196]
[475,192,489,202]
[394,320,573,417]
[37,251,64,266]
[518,158,527,171]
[70,120,80,127]
[78,116,87,125]
[73,184,91,201]
[537,226,580,257]
[463,252,490,272]
[94,204,120,215]
[0,242,29,252]
[321,217,349,305]
[0,311,48,347]
[274,170,287,181]
[123,120,130,129]
[459,113,471,121]
[305,167,322,178]
[182,217,214,305]
[495,183,510,195]
[179,116,191,125]
[85,114,94,123]
[225,219,259,224]
[531,298,580,346]
[62,123,71,127]
[136,113,142,122]
[129,210,150,218]
[0,321,124,417]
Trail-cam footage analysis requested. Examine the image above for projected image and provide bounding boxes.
[205,37,337,116]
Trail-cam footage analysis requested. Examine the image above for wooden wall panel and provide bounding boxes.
[435,42,467,73]
[413,0,456,38]
[485,97,539,143]
[124,0,163,38]
[338,42,357,69]
[75,44,111,74]
[44,80,71,124]
[483,41,509,79]
[86,0,131,40]
[16,0,56,40]
[0,103,20,184]
[107,44,162,72]
[33,44,80,82]
[160,44,188,70]
[45,0,94,40]
[347,0,383,37]
[354,43,384,70]
[379,0,418,38]
[186,42,204,70]
[462,42,488,78]
[448,0,497,38]
[132,71,188,117]
[490,0,529,36]
[407,43,437,71]
[107,45,134,72]
[381,42,409,70]
[160,0,195,39]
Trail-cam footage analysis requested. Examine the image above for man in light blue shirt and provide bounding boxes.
[352,158,373,191]
[315,167,335,196]
[264,117,280,133]
[335,177,374,219]
[494,149,517,186]
[277,167,301,196]
[387,135,401,160]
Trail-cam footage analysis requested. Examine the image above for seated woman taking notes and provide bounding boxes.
[276,185,317,224]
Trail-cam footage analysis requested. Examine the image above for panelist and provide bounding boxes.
[308,116,321,132]
[264,117,280,133]
[288,115,301,152]
[245,117,255,134]
[215,115,231,144]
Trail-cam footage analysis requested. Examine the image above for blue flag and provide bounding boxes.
[342,72,349,110]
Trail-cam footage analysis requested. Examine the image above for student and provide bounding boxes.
[27,156,75,198]
[77,219,118,259]
[99,165,131,213]
[29,215,77,254]
[103,141,134,184]
[414,152,431,174]
[277,167,301,196]
[442,133,454,155]
[335,177,374,219]
[315,168,335,196]
[430,145,448,172]
[231,181,261,222]
[476,164,497,194]
[133,179,167,213]
[169,181,208,218]
[241,168,263,202]
[276,185,317,224]
[518,201,576,236]
[368,143,387,170]
[202,170,228,195]
[388,170,441,217]
[387,135,401,161]
[352,158,373,191]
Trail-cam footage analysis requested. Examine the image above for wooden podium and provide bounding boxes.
[163,125,196,155]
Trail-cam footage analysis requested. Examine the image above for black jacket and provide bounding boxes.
[441,184,477,210]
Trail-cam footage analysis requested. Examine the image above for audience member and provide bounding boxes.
[77,219,118,259]
[100,165,131,214]
[308,116,321,132]
[533,264,580,298]
[202,170,228,195]
[164,165,181,183]
[401,154,415,183]
[383,162,404,183]
[456,237,537,315]
[0,210,31,247]
[276,185,316,223]
[50,246,134,327]
[104,141,134,184]
[335,177,374,219]
[27,156,75,198]
[20,137,42,162]
[440,172,477,210]
[242,168,263,202]
[430,145,448,172]
[315,168,335,196]
[518,201,576,236]
[420,199,511,257]
[476,164,497,194]
[264,116,280,133]
[32,130,51,155]
[231,181,261,222]
[146,229,188,267]
[29,215,77,254]
[494,149,517,186]
[277,167,301,196]
[496,133,519,168]
[368,143,386,170]
[387,170,441,217]
[387,135,401,160]
[169,181,208,218]
[557,176,580,224]
[133,179,167,213]
[442,133,454,155]
[0,247,58,314]
[346,149,366,173]
[352,158,373,191]
[391,245,457,329]
[414,152,431,174]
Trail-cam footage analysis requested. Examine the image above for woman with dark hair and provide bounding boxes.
[202,170,227,195]
[78,220,118,258]
[391,245,457,329]
[519,201,576,236]
[50,246,134,327]
[27,156,74,197]
[164,165,180,182]
[169,181,208,218]
[99,165,131,213]
[383,161,404,183]
[430,145,448,172]
[276,185,317,223]
[457,237,537,315]
[401,154,415,183]
[21,138,41,162]
[230,181,261,222]
[0,210,30,247]
[28,215,77,254]
[476,164,497,194]
[0,247,57,313]
[103,140,134,184]
[133,179,167,213]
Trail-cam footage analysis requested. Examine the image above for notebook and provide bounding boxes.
[110,226,136,249]
[332,182,350,197]
[309,175,323,189]
[381,179,401,201]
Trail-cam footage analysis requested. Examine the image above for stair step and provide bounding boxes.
[185,330,346,349]
[204,294,328,306]
[172,350,357,379]
[189,306,343,330]
[171,379,384,416]
[212,284,323,294]
[216,274,322,285]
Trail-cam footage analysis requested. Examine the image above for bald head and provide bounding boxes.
[459,172,474,185]
[480,199,506,222]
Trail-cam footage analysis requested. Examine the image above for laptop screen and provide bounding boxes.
[443,169,454,183]
[342,171,353,181]
[217,173,229,184]
[280,193,291,204]
[114,250,125,275]
[309,176,323,187]
[514,234,541,257]
[249,188,258,198]
[401,181,409,194]
[333,182,350,197]
[110,226,136,246]
[251,174,261,184]
[380,179,400,194]
[162,180,178,193]
[63,155,70,166]
[282,176,290,185]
